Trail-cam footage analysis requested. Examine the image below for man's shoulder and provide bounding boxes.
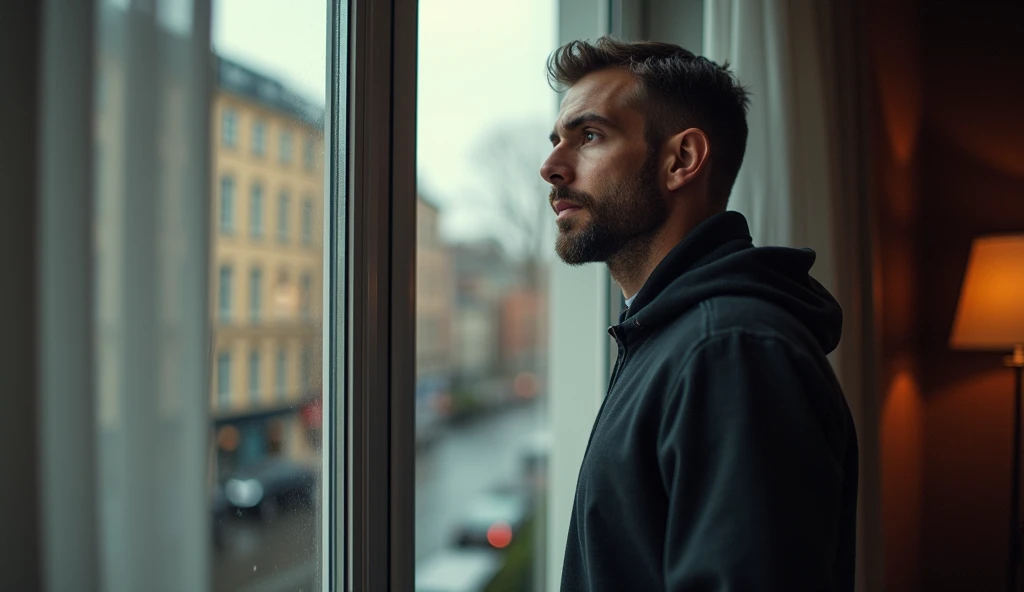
[662,294,820,363]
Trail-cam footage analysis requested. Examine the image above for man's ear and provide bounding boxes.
[664,128,710,192]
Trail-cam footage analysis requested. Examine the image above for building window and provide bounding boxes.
[218,265,233,321]
[302,198,313,245]
[221,108,237,148]
[249,350,261,403]
[300,350,311,397]
[279,130,293,165]
[249,267,262,322]
[252,119,266,156]
[300,272,312,320]
[276,347,288,400]
[250,182,264,238]
[217,352,231,409]
[277,191,290,242]
[219,176,235,234]
[304,137,316,171]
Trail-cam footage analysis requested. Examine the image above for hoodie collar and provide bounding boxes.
[621,211,753,325]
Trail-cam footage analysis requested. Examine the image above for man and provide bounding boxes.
[542,37,858,591]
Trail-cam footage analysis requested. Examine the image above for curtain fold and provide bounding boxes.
[704,2,882,590]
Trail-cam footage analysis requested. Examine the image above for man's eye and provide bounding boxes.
[584,131,599,143]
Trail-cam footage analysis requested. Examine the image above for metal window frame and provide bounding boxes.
[325,0,417,588]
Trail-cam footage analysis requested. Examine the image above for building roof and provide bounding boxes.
[216,56,325,128]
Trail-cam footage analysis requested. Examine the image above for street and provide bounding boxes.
[212,399,546,591]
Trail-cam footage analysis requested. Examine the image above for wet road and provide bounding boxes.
[212,400,545,591]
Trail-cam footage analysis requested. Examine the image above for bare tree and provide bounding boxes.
[471,119,554,271]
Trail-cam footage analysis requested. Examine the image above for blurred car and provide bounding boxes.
[223,457,318,520]
[415,548,502,592]
[452,487,532,550]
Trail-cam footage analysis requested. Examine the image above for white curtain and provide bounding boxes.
[704,0,838,291]
[704,1,881,590]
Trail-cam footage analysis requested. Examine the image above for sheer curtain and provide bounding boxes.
[35,0,213,590]
[704,1,883,590]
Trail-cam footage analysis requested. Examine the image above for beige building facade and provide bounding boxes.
[209,58,324,470]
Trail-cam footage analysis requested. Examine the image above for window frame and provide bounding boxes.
[248,349,261,403]
[222,107,237,148]
[250,266,262,322]
[250,181,264,238]
[277,189,290,242]
[252,118,266,156]
[219,174,235,233]
[279,128,293,165]
[218,264,233,322]
[217,351,232,409]
[327,0,417,588]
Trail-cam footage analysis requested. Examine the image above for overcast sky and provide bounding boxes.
[213,0,558,246]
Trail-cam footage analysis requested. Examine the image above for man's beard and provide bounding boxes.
[552,153,668,266]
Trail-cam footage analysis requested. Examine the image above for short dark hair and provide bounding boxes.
[547,36,751,206]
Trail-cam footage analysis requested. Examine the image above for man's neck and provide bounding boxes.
[609,212,707,301]
[607,231,680,301]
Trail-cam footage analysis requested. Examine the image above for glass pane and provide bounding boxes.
[211,1,327,590]
[415,1,556,590]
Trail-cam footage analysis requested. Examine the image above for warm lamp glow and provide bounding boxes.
[950,235,1024,351]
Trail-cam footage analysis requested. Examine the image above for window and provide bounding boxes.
[277,191,290,242]
[218,265,233,321]
[302,198,313,245]
[276,347,288,400]
[221,108,237,147]
[252,119,266,156]
[249,349,261,403]
[279,130,293,165]
[52,0,336,589]
[250,182,264,238]
[413,0,560,587]
[250,267,262,322]
[304,137,316,171]
[217,352,232,409]
[219,175,235,233]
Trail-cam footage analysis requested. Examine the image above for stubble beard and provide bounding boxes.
[553,153,667,267]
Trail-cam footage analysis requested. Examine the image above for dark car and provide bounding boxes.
[452,487,533,550]
[223,457,318,520]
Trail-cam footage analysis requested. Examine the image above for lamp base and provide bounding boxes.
[1009,345,1024,592]
[1007,344,1024,369]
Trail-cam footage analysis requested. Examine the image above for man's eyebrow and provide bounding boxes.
[549,112,617,144]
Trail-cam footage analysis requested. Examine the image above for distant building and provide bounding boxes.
[450,239,549,406]
[416,197,455,441]
[209,57,325,474]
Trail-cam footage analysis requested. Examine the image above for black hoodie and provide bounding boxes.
[560,211,858,592]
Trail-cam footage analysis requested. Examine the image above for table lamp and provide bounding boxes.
[949,234,1024,592]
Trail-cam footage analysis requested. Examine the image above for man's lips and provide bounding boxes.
[552,200,583,218]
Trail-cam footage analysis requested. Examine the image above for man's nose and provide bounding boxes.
[540,153,574,186]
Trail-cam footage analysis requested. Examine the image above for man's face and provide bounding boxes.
[541,68,669,265]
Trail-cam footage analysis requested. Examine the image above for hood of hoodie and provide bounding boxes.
[619,211,843,354]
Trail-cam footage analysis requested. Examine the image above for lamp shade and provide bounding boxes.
[950,234,1024,351]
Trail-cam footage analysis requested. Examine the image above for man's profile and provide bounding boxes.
[542,37,858,591]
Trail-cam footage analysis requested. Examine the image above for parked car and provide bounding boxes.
[415,548,502,592]
[452,487,532,550]
[223,457,318,520]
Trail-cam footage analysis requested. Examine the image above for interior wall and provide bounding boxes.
[863,0,926,589]
[916,1,1024,590]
